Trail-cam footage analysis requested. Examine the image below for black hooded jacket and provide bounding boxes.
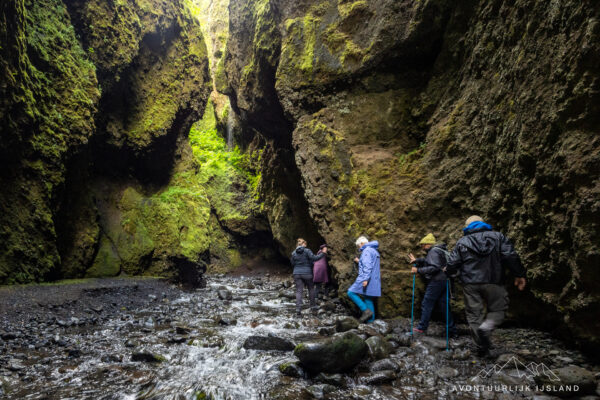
[414,243,449,281]
[290,246,325,275]
[446,228,525,284]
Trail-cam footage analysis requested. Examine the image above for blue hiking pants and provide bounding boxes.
[347,290,375,323]
[418,279,456,334]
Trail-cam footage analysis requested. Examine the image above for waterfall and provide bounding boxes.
[226,111,234,150]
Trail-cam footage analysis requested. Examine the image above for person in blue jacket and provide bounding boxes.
[347,236,381,323]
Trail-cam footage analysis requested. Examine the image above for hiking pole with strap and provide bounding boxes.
[446,278,449,351]
[410,272,415,336]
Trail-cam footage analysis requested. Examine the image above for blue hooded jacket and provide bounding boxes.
[348,241,381,297]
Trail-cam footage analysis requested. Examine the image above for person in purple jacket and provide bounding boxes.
[313,244,329,300]
[347,236,381,323]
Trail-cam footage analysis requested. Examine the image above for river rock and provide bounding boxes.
[217,290,232,300]
[365,336,391,360]
[318,326,336,336]
[371,320,391,335]
[370,358,400,372]
[436,366,459,379]
[359,370,396,385]
[534,365,596,396]
[315,372,347,387]
[131,352,164,362]
[336,317,359,332]
[278,361,305,378]
[304,384,336,399]
[357,324,380,337]
[293,332,368,373]
[243,335,295,351]
[418,336,448,351]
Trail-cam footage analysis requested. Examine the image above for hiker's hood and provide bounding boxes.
[463,221,493,234]
[294,246,305,254]
[428,243,447,252]
[360,241,379,251]
[461,233,496,256]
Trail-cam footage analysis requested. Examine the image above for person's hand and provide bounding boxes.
[408,253,416,263]
[354,257,359,263]
[514,277,526,291]
[411,266,418,274]
[362,281,368,287]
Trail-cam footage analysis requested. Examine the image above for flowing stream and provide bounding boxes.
[0,276,597,400]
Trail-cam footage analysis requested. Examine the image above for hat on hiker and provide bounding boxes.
[419,233,436,245]
[465,215,483,227]
[319,244,327,249]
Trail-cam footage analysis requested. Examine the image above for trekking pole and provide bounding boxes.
[410,272,415,335]
[446,278,449,351]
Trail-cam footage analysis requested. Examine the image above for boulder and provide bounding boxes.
[278,361,305,378]
[217,290,232,300]
[365,336,391,360]
[294,332,368,373]
[359,370,396,385]
[243,335,295,351]
[131,352,164,362]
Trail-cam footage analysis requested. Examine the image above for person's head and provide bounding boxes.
[319,244,327,252]
[297,238,307,247]
[419,233,436,250]
[465,215,483,227]
[355,236,369,249]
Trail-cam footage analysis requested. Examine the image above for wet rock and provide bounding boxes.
[294,332,368,373]
[7,360,24,372]
[369,358,400,372]
[217,290,232,300]
[359,370,396,385]
[436,366,459,379]
[321,302,336,312]
[241,281,255,289]
[278,361,305,378]
[101,354,123,363]
[167,336,188,344]
[357,324,380,337]
[131,352,165,363]
[304,384,336,399]
[335,317,359,333]
[216,315,237,326]
[318,326,336,336]
[175,326,191,335]
[283,280,292,288]
[125,339,138,348]
[534,365,596,396]
[418,336,448,351]
[67,349,81,358]
[452,348,472,360]
[386,333,412,347]
[315,372,347,387]
[365,336,391,360]
[371,320,391,335]
[243,335,295,351]
[0,333,17,341]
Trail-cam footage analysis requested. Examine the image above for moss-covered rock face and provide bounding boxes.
[222,0,600,355]
[0,0,212,283]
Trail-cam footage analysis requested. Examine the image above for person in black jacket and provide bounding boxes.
[409,233,457,337]
[446,215,527,356]
[290,238,326,317]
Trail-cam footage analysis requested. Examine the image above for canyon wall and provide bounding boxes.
[221,0,600,355]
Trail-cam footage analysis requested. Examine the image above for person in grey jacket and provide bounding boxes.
[446,215,526,356]
[290,238,326,317]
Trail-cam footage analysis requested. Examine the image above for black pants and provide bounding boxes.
[418,279,456,334]
[463,283,509,347]
[294,274,316,313]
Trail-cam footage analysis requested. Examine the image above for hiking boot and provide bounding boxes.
[477,328,491,356]
[412,328,425,337]
[358,308,373,323]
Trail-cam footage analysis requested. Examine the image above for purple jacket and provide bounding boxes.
[313,250,329,283]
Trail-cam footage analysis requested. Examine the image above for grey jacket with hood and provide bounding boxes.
[414,243,450,281]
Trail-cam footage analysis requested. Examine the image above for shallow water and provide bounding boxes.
[1,276,597,400]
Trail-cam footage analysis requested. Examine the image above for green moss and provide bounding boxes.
[86,235,120,278]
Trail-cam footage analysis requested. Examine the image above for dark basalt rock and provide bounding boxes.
[293,332,367,373]
[243,335,295,351]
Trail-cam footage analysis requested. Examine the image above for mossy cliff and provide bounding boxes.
[220,0,600,355]
[0,0,258,283]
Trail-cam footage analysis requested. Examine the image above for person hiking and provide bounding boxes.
[446,215,526,357]
[313,244,329,301]
[290,238,326,317]
[347,236,381,323]
[408,233,457,337]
